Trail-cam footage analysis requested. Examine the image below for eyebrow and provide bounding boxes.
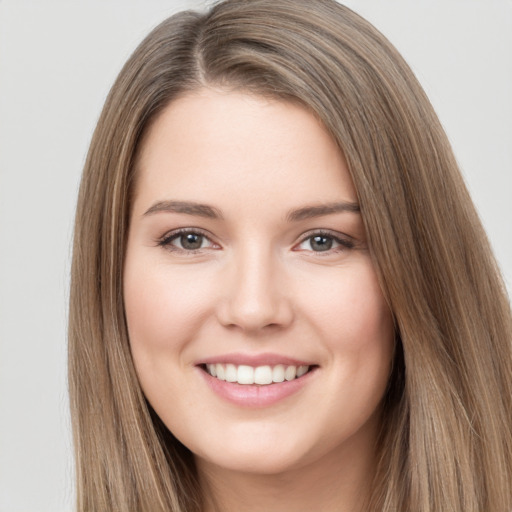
[142,199,360,221]
[143,200,223,219]
[286,201,360,222]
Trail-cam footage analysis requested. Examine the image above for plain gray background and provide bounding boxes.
[0,1,510,510]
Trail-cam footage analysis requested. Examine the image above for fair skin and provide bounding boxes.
[124,88,395,512]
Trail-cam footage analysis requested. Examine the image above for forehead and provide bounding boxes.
[133,88,357,215]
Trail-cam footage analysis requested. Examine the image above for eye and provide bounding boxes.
[295,231,354,253]
[175,232,207,250]
[307,235,335,252]
[158,229,219,252]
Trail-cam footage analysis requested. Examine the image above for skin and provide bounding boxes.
[124,88,395,512]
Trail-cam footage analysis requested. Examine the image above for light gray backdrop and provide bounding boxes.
[0,1,510,511]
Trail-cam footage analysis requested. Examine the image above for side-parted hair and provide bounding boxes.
[69,1,512,510]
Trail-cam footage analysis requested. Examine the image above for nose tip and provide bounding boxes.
[220,292,288,332]
[216,261,294,333]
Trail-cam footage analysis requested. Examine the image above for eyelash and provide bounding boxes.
[157,228,217,254]
[157,228,355,254]
[294,230,355,254]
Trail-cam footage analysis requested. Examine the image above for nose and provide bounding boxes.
[216,246,294,333]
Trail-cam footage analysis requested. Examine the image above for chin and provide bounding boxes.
[197,446,308,477]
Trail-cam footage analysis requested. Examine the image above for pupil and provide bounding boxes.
[311,235,332,251]
[181,233,203,250]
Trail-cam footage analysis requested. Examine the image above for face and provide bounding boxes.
[124,88,394,477]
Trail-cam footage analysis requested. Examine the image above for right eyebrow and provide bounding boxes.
[286,201,360,222]
[143,200,223,219]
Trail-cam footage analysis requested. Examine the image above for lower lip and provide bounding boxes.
[198,367,316,408]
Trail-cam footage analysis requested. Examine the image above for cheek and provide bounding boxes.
[303,264,394,437]
[123,259,212,352]
[300,260,395,407]
[302,261,393,348]
[124,274,178,350]
[123,257,213,407]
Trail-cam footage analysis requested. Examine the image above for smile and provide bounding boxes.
[197,354,318,406]
[205,363,310,385]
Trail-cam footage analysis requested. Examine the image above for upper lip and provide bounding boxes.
[196,352,315,367]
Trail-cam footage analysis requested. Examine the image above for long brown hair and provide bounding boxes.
[69,1,512,510]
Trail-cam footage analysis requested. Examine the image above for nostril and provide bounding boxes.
[216,301,294,332]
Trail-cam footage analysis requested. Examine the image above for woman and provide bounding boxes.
[68,0,512,510]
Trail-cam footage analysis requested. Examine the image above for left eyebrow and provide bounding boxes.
[286,201,360,222]
[143,200,223,219]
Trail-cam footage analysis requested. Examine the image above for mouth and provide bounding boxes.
[197,357,318,407]
[200,363,316,385]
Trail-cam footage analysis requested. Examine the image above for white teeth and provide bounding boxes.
[237,365,254,384]
[284,365,297,381]
[272,364,285,383]
[216,364,226,381]
[225,364,237,382]
[254,366,273,385]
[206,363,310,385]
[297,365,309,377]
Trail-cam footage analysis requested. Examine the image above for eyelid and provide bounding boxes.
[293,229,355,252]
[157,227,220,251]
[156,227,356,253]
